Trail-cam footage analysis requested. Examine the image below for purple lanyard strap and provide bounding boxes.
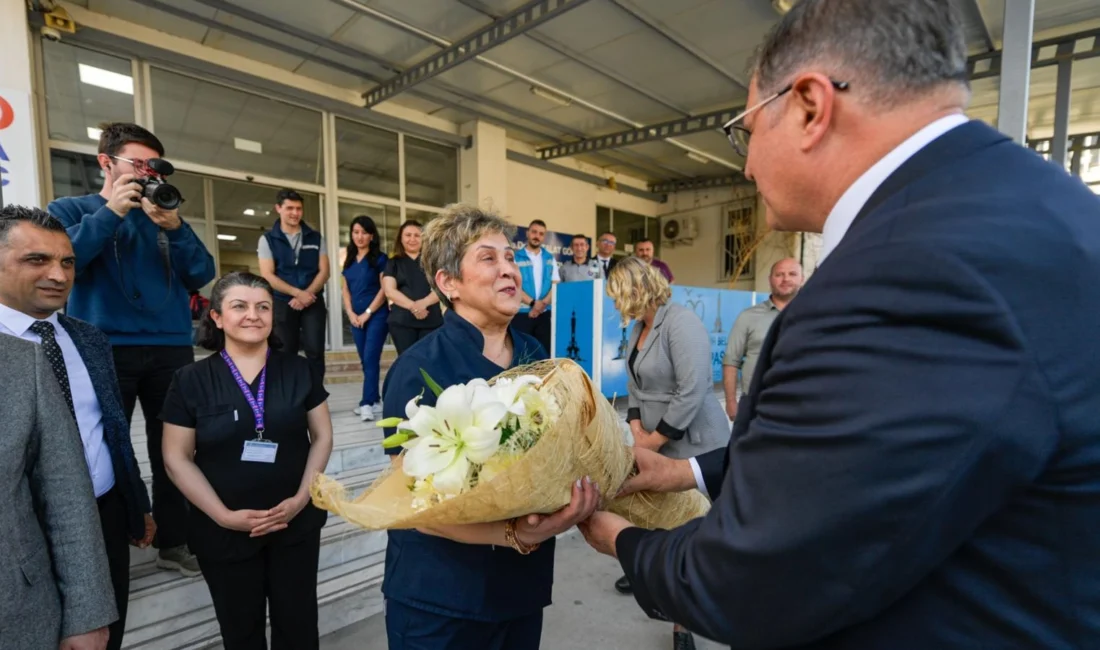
[220,349,268,438]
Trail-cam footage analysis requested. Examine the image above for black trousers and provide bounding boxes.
[513,310,552,355]
[98,487,131,650]
[389,324,436,355]
[112,345,194,549]
[274,299,327,382]
[198,532,321,650]
[385,600,543,650]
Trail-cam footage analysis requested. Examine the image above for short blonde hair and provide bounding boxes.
[606,256,671,325]
[420,203,516,310]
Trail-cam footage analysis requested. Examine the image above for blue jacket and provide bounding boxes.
[48,194,216,347]
[515,246,555,314]
[264,219,323,302]
[59,313,152,541]
[617,121,1100,648]
[380,310,553,622]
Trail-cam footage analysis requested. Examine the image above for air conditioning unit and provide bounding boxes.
[661,216,698,246]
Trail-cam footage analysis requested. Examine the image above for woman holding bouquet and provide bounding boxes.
[606,256,731,650]
[379,203,600,649]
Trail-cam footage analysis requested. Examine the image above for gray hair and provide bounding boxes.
[752,0,969,107]
[0,204,67,245]
[420,203,516,310]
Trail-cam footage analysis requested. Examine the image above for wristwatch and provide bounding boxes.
[365,307,372,317]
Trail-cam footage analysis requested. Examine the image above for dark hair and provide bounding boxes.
[343,216,382,270]
[276,189,304,206]
[0,205,67,245]
[529,219,547,229]
[391,220,423,259]
[752,0,968,105]
[571,233,588,242]
[636,238,653,246]
[599,231,616,240]
[97,122,165,158]
[196,272,283,351]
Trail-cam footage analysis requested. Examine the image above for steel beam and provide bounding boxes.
[605,0,746,91]
[363,0,593,107]
[961,0,995,53]
[1051,42,1074,168]
[537,105,743,160]
[967,27,1100,82]
[996,0,1035,144]
[648,175,744,194]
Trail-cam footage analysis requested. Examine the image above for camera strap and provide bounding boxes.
[156,229,172,281]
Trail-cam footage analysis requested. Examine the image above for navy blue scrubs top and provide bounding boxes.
[380,310,553,622]
[343,252,389,314]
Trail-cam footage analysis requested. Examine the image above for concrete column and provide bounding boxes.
[996,0,1036,144]
[1051,43,1074,169]
[0,0,42,207]
[459,120,508,216]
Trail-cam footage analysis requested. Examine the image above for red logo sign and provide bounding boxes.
[0,96,13,130]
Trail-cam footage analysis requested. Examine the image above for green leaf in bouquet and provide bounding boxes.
[377,417,404,428]
[420,368,444,397]
[382,431,412,449]
[499,423,517,445]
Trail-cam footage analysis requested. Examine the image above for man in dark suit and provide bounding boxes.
[578,1,1100,648]
[0,205,155,650]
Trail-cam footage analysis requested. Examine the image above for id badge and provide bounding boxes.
[241,439,278,463]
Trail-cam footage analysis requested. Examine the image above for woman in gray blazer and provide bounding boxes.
[606,256,731,650]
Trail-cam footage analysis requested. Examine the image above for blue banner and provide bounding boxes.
[513,226,588,264]
[597,287,756,396]
[553,281,596,378]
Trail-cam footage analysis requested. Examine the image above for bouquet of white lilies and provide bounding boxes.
[386,372,561,509]
[311,359,709,531]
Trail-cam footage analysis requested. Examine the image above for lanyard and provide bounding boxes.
[220,349,269,439]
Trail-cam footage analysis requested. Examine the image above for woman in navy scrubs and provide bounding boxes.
[341,215,389,422]
[161,272,334,649]
[380,204,600,649]
[381,220,442,354]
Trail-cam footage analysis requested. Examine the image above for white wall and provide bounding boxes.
[505,140,661,237]
[656,184,800,292]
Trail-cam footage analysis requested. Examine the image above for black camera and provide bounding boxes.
[136,158,183,210]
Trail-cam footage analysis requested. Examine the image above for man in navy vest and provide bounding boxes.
[258,189,330,382]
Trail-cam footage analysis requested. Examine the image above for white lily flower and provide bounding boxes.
[492,375,543,416]
[401,383,510,494]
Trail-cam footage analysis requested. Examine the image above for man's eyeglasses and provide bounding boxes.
[598,238,615,245]
[109,155,150,174]
[721,79,850,157]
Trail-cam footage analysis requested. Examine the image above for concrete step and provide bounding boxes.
[121,464,389,649]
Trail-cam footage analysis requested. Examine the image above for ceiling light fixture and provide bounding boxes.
[78,64,134,95]
[772,0,799,14]
[217,234,238,241]
[87,127,102,141]
[243,209,255,216]
[530,86,572,107]
[234,137,263,154]
[685,152,711,165]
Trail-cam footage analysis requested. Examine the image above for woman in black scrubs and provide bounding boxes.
[381,219,442,354]
[161,271,334,650]
[379,204,599,649]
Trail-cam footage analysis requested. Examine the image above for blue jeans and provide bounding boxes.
[352,309,388,406]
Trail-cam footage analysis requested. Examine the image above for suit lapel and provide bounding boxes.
[633,304,668,372]
[57,316,114,432]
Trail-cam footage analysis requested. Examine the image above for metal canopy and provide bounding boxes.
[537,104,744,159]
[648,174,743,194]
[363,0,593,107]
[968,26,1100,81]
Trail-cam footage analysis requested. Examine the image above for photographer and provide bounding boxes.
[48,122,216,579]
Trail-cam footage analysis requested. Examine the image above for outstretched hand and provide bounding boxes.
[516,476,600,546]
[578,510,632,558]
[618,446,696,497]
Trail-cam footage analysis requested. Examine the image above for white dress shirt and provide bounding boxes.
[526,247,560,300]
[0,303,115,497]
[688,114,970,494]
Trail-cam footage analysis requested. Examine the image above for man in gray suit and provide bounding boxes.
[0,277,116,646]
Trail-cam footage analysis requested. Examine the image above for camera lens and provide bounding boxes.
[149,181,182,210]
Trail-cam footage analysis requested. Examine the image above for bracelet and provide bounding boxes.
[504,517,541,555]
